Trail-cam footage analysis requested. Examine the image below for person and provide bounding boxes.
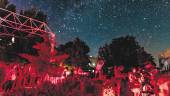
[141,81,154,96]
[95,58,104,78]
[128,68,141,96]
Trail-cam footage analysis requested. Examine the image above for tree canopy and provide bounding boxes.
[98,36,155,77]
[56,38,92,71]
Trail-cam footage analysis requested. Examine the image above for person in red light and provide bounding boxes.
[156,75,170,96]
[114,65,126,79]
[139,61,157,96]
[95,58,104,78]
[128,68,141,96]
[141,79,154,96]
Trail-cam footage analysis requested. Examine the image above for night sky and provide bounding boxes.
[9,0,170,58]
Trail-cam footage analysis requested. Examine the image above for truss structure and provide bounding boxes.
[0,7,53,38]
[0,8,56,59]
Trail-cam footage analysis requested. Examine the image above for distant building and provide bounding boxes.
[159,49,170,71]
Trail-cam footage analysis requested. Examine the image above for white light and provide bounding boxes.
[12,36,15,43]
[92,63,96,66]
[11,74,16,80]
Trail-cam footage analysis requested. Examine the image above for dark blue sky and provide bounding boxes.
[10,0,170,57]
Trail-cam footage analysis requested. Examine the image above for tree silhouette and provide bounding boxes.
[99,36,155,77]
[57,38,92,71]
[0,0,15,11]
[19,35,51,73]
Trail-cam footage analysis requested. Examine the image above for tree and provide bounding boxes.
[98,36,155,77]
[19,35,51,73]
[0,0,16,12]
[56,38,92,71]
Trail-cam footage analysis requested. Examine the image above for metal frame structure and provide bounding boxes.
[0,8,56,58]
[0,7,53,38]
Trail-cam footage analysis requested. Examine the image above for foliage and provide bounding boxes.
[0,0,15,11]
[57,38,92,71]
[3,77,103,96]
[99,36,155,77]
[20,42,50,73]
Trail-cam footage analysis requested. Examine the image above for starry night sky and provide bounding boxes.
[9,0,170,58]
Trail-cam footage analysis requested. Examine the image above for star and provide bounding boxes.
[9,0,170,57]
